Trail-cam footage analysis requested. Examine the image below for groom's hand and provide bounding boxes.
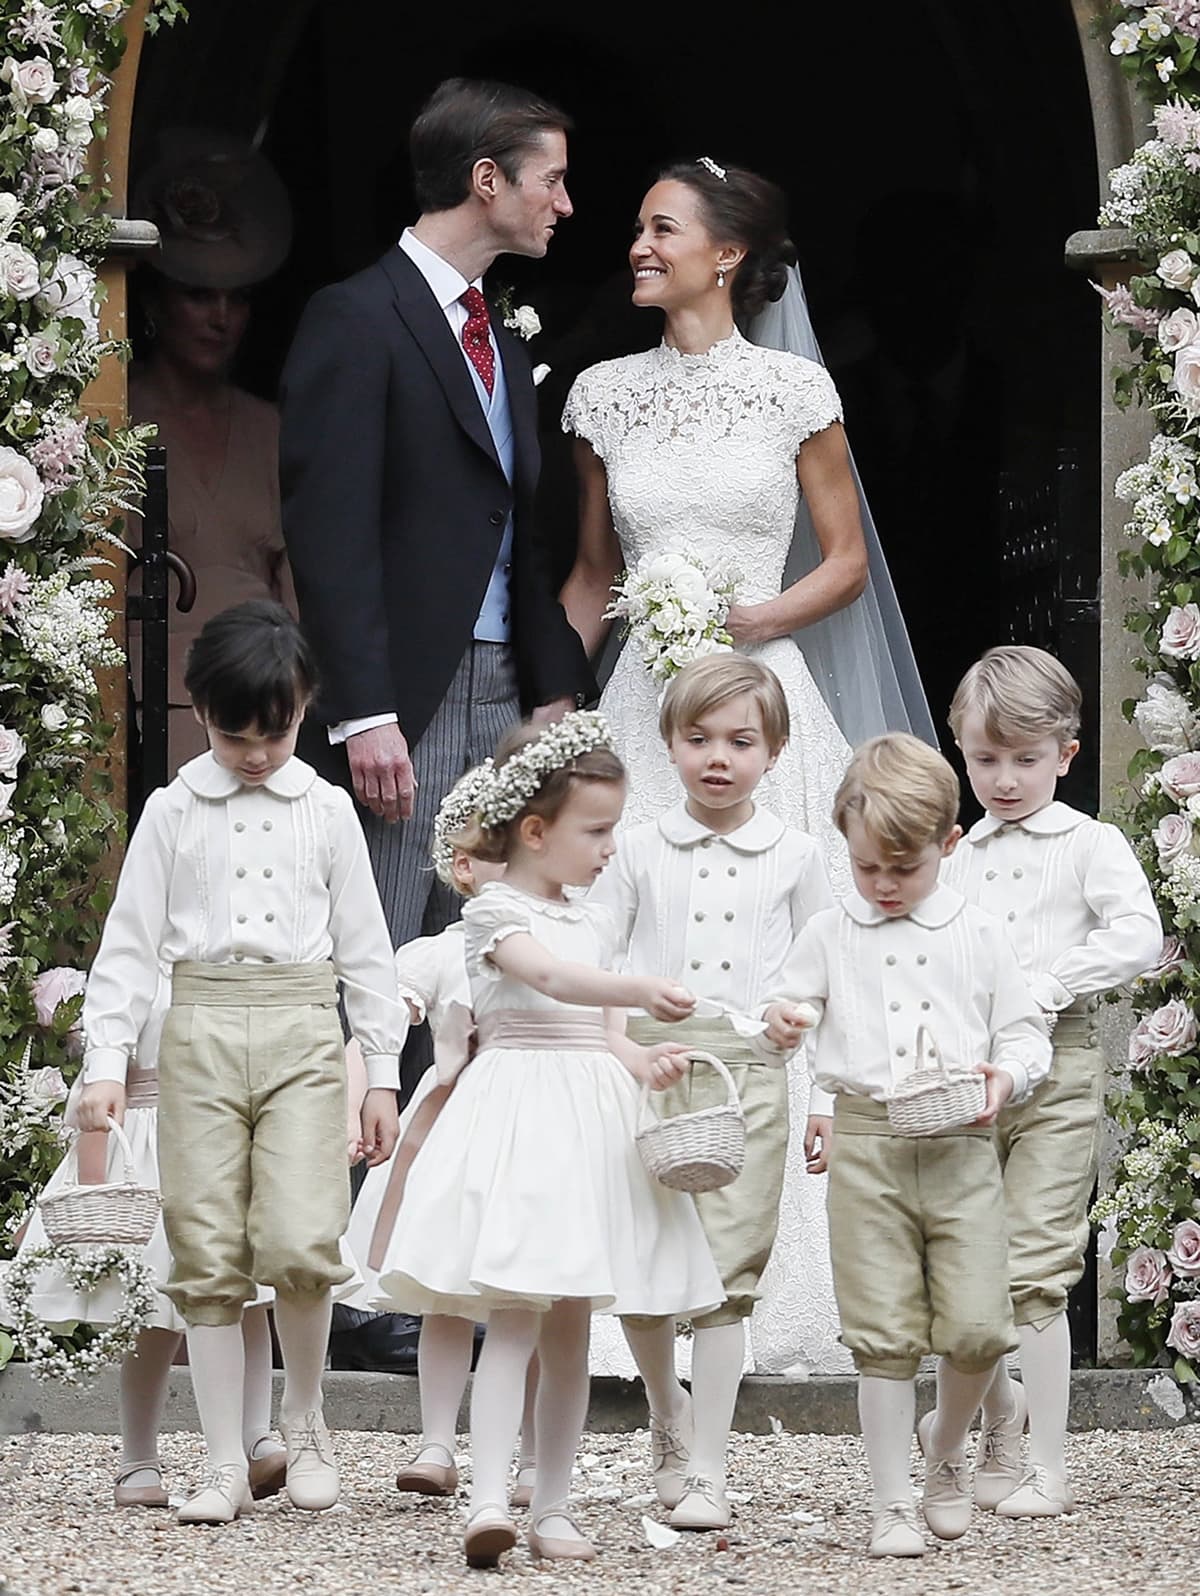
[347,723,416,822]
[531,696,574,727]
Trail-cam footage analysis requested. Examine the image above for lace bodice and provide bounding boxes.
[563,331,841,600]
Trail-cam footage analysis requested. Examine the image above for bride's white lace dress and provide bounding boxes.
[563,329,854,1376]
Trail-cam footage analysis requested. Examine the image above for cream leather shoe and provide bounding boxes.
[668,1473,732,1531]
[526,1504,596,1561]
[995,1465,1075,1518]
[510,1464,537,1509]
[281,1408,340,1511]
[650,1394,694,1509]
[918,1412,972,1541]
[176,1465,252,1525]
[975,1382,1028,1511]
[868,1501,925,1558]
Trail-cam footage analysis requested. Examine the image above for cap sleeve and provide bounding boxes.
[463,885,534,983]
[561,367,608,460]
[392,932,445,1024]
[788,358,844,450]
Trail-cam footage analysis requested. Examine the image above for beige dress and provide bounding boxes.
[129,375,295,774]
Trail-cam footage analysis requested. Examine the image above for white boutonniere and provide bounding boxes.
[504,304,542,341]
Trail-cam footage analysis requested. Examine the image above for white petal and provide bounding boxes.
[642,1516,682,1549]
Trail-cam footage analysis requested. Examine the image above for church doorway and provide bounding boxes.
[129,0,1100,800]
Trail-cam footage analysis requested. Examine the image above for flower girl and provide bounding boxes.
[345,763,538,1504]
[375,713,723,1566]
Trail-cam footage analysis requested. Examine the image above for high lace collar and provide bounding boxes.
[655,328,747,372]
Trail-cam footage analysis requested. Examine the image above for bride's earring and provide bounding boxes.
[716,267,726,289]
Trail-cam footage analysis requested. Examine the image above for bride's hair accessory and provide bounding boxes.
[697,155,727,182]
[478,711,615,829]
[431,759,494,881]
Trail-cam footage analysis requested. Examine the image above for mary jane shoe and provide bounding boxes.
[246,1441,288,1502]
[868,1500,926,1558]
[974,1382,1028,1510]
[464,1503,518,1568]
[176,1465,253,1525]
[113,1459,169,1509]
[395,1443,459,1497]
[526,1504,596,1561]
[510,1464,537,1509]
[281,1408,340,1511]
[668,1473,732,1531]
[650,1394,694,1509]
[996,1465,1076,1518]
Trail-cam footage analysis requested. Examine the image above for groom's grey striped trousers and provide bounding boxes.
[361,641,521,951]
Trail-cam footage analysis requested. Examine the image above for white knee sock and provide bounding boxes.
[1019,1314,1071,1477]
[186,1322,247,1472]
[687,1322,745,1488]
[241,1305,281,1456]
[119,1327,182,1472]
[622,1318,688,1425]
[519,1350,540,1469]
[273,1290,332,1424]
[931,1359,998,1457]
[417,1314,474,1455]
[468,1308,538,1514]
[858,1376,916,1510]
[979,1354,1021,1426]
[530,1302,591,1532]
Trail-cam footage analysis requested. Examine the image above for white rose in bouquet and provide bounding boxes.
[0,241,40,302]
[1160,248,1197,290]
[39,703,69,733]
[0,724,26,777]
[1161,602,1200,660]
[1161,750,1200,799]
[671,564,711,605]
[35,253,98,337]
[1173,340,1200,413]
[59,95,95,150]
[1135,675,1200,754]
[644,551,690,585]
[1155,811,1194,866]
[1,55,57,111]
[0,193,18,243]
[0,448,44,541]
[1161,307,1200,352]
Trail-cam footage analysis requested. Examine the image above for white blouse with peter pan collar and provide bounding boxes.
[81,752,403,1090]
[941,801,1162,1012]
[591,801,834,1040]
[770,883,1052,1115]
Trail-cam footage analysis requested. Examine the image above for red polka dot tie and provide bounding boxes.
[460,287,495,397]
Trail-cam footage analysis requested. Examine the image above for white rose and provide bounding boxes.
[0,448,43,542]
[1160,602,1200,661]
[0,193,18,243]
[1160,248,1197,290]
[643,551,689,585]
[26,1065,67,1104]
[509,304,541,340]
[1161,307,1200,353]
[1155,811,1194,866]
[654,599,684,635]
[31,126,59,155]
[39,703,69,733]
[0,779,14,821]
[2,55,57,111]
[0,241,40,302]
[670,565,710,606]
[35,253,97,337]
[59,94,95,150]
[0,724,26,778]
[1174,340,1200,414]
[1134,675,1200,754]
[20,333,56,378]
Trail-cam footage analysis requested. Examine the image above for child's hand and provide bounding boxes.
[639,977,696,1023]
[639,1042,692,1090]
[79,1081,125,1132]
[764,1001,819,1052]
[347,1133,365,1166]
[972,1062,1014,1127]
[359,1088,399,1166]
[804,1114,833,1174]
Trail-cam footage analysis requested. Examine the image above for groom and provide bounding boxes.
[280,77,594,949]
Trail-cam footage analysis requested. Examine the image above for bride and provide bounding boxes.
[560,157,930,1376]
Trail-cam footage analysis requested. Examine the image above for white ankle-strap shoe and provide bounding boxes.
[868,1501,925,1558]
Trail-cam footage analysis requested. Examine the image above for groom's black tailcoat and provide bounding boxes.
[279,246,594,783]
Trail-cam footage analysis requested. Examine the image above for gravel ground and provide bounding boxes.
[0,1426,1193,1596]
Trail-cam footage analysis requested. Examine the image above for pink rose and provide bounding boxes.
[1129,998,1199,1066]
[1161,751,1200,799]
[0,447,43,542]
[1161,307,1200,353]
[1168,1219,1200,1278]
[26,1065,66,1104]
[1174,340,1200,414]
[1155,812,1194,865]
[1147,935,1188,981]
[31,965,86,1029]
[1125,1245,1173,1306]
[1,55,57,110]
[1161,603,1200,661]
[1166,1299,1200,1357]
[0,723,25,778]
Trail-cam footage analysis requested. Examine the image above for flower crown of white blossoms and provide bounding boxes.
[477,711,615,830]
[697,155,727,182]
[431,759,495,879]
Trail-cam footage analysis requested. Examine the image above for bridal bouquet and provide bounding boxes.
[606,548,739,684]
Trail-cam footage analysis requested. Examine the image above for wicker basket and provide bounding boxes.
[885,1026,987,1138]
[38,1115,161,1246]
[635,1051,746,1193]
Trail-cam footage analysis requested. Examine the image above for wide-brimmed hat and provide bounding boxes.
[133,128,292,290]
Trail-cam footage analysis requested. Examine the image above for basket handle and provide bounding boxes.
[636,1048,742,1129]
[104,1113,139,1186]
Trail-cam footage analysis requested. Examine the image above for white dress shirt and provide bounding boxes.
[770,883,1052,1114]
[82,753,404,1090]
[942,801,1161,1012]
[592,802,834,1048]
[330,227,505,745]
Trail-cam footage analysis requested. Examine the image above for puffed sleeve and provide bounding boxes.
[787,356,844,449]
[561,366,607,460]
[463,885,535,982]
[392,932,446,1025]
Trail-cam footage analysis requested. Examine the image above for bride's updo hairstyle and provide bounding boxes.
[657,160,797,325]
[460,717,626,864]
